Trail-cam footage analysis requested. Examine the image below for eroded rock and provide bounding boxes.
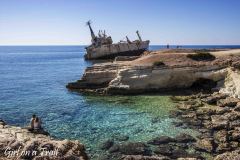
[195,138,214,153]
[214,150,240,160]
[217,97,239,107]
[211,115,229,130]
[0,122,88,160]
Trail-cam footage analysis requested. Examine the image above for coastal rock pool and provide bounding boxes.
[0,46,196,159]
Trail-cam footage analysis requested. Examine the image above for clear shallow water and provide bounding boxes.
[0,45,238,158]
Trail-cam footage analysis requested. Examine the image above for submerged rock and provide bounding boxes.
[114,135,129,141]
[99,139,114,150]
[118,142,149,155]
[147,136,175,145]
[175,133,196,143]
[108,144,120,153]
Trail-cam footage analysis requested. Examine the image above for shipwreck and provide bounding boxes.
[84,21,150,60]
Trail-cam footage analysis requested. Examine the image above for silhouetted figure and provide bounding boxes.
[167,44,170,49]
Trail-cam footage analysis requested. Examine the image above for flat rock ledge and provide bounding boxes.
[0,120,88,160]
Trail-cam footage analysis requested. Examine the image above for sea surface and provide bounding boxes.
[0,45,239,158]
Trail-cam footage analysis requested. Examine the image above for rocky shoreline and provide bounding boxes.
[0,120,88,160]
[170,92,240,160]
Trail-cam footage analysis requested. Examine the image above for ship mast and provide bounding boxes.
[86,21,96,41]
[136,30,142,42]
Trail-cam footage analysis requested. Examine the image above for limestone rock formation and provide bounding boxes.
[0,121,88,160]
[220,68,240,98]
[67,49,240,96]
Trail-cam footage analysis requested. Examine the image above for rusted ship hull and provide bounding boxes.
[85,40,150,60]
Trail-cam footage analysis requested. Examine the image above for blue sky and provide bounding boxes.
[0,0,240,45]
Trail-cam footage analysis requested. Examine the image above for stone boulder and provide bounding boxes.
[230,120,240,128]
[196,106,230,116]
[234,105,240,112]
[195,138,214,153]
[217,97,239,107]
[224,111,240,121]
[201,93,228,105]
[175,133,196,143]
[215,142,231,153]
[213,130,228,143]
[211,115,229,129]
[229,127,240,141]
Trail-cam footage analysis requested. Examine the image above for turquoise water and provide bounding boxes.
[0,45,237,158]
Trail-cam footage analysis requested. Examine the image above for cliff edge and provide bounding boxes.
[67,49,240,96]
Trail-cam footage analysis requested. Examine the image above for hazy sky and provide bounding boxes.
[0,0,240,45]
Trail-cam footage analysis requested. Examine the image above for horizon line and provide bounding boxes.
[1,44,240,47]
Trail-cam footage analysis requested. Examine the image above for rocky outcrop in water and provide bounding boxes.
[67,49,240,95]
[0,120,88,160]
[67,62,121,92]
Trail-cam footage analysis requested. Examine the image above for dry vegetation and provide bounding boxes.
[187,50,216,61]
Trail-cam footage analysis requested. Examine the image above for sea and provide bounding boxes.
[0,45,239,158]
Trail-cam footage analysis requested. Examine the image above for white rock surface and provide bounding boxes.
[108,65,228,92]
[220,68,240,98]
